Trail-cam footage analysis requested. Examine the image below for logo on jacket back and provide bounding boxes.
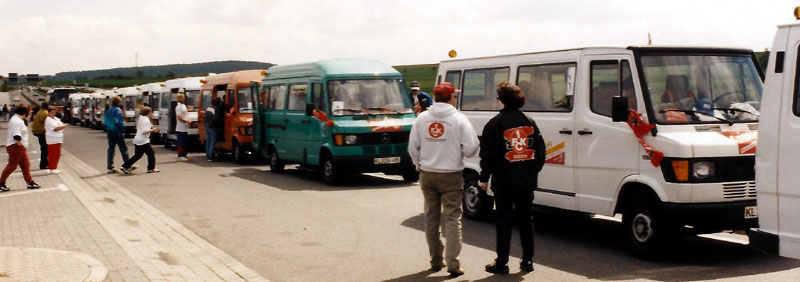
[503,126,535,162]
[428,122,444,138]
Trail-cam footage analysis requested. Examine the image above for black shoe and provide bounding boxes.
[26,182,41,189]
[429,262,444,272]
[447,268,464,278]
[520,260,534,272]
[485,261,509,275]
[0,183,8,192]
[120,167,131,174]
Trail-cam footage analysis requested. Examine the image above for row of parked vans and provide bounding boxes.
[59,10,800,259]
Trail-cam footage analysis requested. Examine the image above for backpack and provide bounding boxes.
[104,108,118,131]
[204,107,215,129]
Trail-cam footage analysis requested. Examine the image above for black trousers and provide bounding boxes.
[122,143,155,171]
[493,185,534,265]
[34,134,48,169]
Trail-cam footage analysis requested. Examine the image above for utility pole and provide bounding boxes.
[647,33,652,45]
[135,52,139,67]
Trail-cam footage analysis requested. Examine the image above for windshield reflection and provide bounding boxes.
[327,79,411,115]
[185,90,200,112]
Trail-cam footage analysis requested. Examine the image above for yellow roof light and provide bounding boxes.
[795,6,800,20]
[160,84,165,87]
[200,79,207,84]
[448,50,457,58]
[260,70,267,76]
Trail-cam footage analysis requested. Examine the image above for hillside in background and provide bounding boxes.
[47,60,274,81]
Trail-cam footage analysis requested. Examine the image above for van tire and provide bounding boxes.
[623,194,674,259]
[401,167,419,182]
[269,148,285,173]
[233,142,246,164]
[321,153,340,185]
[164,135,172,149]
[462,172,494,220]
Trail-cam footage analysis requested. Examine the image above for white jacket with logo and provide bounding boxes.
[408,103,479,173]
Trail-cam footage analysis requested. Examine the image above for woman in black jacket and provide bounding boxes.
[480,81,546,274]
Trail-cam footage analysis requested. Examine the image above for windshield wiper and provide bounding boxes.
[714,107,759,117]
[660,109,734,126]
[336,108,367,115]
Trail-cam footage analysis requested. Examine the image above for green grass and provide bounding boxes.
[393,64,438,93]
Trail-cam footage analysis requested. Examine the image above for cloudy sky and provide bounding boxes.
[1,0,797,76]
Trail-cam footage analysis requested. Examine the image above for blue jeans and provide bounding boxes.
[205,128,217,159]
[107,131,130,170]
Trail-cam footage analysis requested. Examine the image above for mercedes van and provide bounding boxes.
[139,82,165,143]
[159,77,204,148]
[438,46,763,256]
[252,59,417,184]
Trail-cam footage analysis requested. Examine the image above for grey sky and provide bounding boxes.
[1,0,797,75]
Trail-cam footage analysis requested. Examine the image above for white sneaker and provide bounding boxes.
[49,169,61,174]
[177,157,189,162]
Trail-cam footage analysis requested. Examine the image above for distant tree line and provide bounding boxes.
[44,60,274,81]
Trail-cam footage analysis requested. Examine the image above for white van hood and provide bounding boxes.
[651,130,757,158]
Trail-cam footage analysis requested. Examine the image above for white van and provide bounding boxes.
[88,92,104,129]
[68,93,88,125]
[115,87,141,136]
[139,82,165,143]
[437,46,763,256]
[159,77,204,148]
[752,14,800,260]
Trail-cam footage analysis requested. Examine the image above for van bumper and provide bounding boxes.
[748,229,779,255]
[332,155,414,173]
[663,200,758,232]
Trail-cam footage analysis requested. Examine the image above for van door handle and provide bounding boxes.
[558,130,572,135]
[577,130,593,135]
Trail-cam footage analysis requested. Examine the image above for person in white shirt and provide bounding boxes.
[44,108,67,174]
[175,94,190,161]
[0,106,41,191]
[408,82,479,278]
[121,107,160,174]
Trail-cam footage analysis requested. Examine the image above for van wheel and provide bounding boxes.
[269,148,285,173]
[462,172,494,220]
[164,135,172,149]
[401,167,419,182]
[321,153,340,185]
[623,194,675,259]
[234,143,246,164]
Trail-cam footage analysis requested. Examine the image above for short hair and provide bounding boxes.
[212,97,222,106]
[14,105,28,115]
[496,81,525,110]
[140,106,152,116]
[41,102,49,109]
[112,96,122,106]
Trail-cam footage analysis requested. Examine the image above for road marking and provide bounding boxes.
[0,183,69,198]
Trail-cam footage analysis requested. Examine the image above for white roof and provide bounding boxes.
[163,76,205,92]
[138,82,165,93]
[115,87,140,97]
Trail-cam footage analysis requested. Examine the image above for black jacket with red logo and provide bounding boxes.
[479,108,546,189]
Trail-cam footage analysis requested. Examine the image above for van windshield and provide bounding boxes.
[124,96,136,111]
[185,90,200,112]
[237,87,253,113]
[640,54,762,124]
[327,79,411,115]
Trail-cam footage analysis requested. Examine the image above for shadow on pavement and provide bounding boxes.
[399,207,800,281]
[226,167,412,191]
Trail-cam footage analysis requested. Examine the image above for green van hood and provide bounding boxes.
[331,114,416,134]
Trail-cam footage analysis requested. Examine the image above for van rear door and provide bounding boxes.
[755,24,800,259]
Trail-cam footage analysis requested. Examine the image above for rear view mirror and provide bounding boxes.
[305,103,316,116]
[612,96,629,122]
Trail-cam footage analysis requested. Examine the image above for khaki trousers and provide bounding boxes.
[420,171,463,271]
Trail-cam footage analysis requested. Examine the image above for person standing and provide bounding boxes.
[31,102,49,170]
[0,106,41,191]
[410,80,433,113]
[121,107,159,174]
[2,104,8,121]
[479,82,545,274]
[45,108,67,173]
[175,94,190,161]
[408,82,479,278]
[104,97,131,173]
[204,97,222,161]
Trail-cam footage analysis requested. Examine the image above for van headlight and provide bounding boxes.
[344,135,358,145]
[692,161,715,179]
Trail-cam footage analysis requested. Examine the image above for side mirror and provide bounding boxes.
[305,103,316,116]
[611,96,629,122]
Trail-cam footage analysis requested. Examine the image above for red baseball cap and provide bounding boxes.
[433,82,458,99]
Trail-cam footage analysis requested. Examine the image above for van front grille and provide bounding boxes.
[362,144,408,155]
[722,181,757,199]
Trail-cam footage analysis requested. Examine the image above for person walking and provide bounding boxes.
[0,106,41,192]
[408,82,479,278]
[2,104,8,121]
[45,108,66,174]
[410,80,433,113]
[121,107,159,174]
[479,82,545,274]
[175,94,190,161]
[31,102,49,170]
[104,97,131,173]
[204,97,222,161]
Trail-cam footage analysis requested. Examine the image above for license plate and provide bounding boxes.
[744,206,758,219]
[374,157,401,165]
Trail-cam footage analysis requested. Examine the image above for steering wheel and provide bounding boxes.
[712,91,744,104]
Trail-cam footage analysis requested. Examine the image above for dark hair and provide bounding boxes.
[212,97,222,106]
[14,105,28,115]
[496,81,525,110]
[41,102,49,109]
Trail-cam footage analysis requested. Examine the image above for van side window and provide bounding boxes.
[311,83,325,112]
[201,90,211,109]
[259,86,269,109]
[288,84,308,111]
[621,60,637,109]
[590,61,620,117]
[160,93,170,109]
[461,67,510,111]
[226,89,235,110]
[517,63,575,112]
[445,71,462,88]
[269,85,286,110]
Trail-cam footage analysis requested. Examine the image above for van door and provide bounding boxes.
[574,57,641,215]
[224,88,236,150]
[756,25,800,259]
[517,62,578,210]
[285,83,309,163]
[265,84,288,157]
[304,82,326,165]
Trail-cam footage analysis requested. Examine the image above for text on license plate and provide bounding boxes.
[374,157,401,165]
[744,206,758,219]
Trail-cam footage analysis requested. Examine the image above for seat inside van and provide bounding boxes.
[592,81,618,116]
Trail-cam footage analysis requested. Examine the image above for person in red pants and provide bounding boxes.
[45,108,67,173]
[0,105,41,192]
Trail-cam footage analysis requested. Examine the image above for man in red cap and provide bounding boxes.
[408,82,479,277]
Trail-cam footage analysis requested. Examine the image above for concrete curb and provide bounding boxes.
[0,247,108,282]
